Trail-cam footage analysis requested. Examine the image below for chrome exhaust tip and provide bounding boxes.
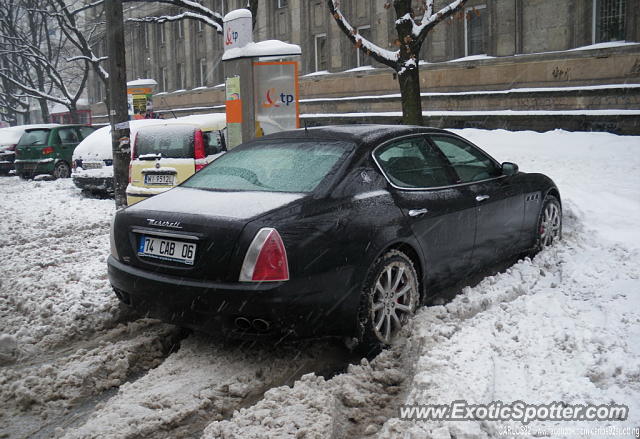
[234,317,252,330]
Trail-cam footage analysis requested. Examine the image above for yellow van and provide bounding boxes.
[126,114,226,206]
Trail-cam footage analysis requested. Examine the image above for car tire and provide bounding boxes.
[53,161,71,179]
[18,173,29,180]
[358,249,419,350]
[533,194,562,253]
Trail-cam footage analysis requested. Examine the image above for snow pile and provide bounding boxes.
[222,40,301,61]
[0,178,117,352]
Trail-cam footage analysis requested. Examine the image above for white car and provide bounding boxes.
[72,120,163,195]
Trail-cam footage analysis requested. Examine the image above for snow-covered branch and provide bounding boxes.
[412,0,467,43]
[127,11,222,33]
[327,0,399,70]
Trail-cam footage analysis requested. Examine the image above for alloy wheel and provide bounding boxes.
[540,202,561,246]
[370,260,418,344]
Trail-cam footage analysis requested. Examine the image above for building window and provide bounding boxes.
[593,0,626,43]
[465,5,487,56]
[177,18,184,39]
[197,19,204,33]
[314,34,327,71]
[158,24,166,45]
[176,63,184,89]
[356,26,371,67]
[198,58,207,87]
[160,67,168,91]
[142,25,149,49]
[277,0,288,8]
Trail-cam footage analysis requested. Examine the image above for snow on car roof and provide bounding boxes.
[73,119,168,161]
[73,114,227,161]
[0,124,60,145]
[257,124,450,148]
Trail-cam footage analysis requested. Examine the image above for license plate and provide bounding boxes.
[144,174,175,185]
[137,235,196,265]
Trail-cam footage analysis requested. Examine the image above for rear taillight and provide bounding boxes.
[42,147,54,155]
[239,228,289,282]
[194,129,206,172]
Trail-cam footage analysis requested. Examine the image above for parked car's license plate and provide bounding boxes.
[137,235,196,265]
[144,174,175,185]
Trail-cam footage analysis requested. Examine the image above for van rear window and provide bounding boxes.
[135,125,194,158]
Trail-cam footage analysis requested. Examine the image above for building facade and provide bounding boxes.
[87,0,640,133]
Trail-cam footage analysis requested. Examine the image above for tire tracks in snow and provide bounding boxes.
[60,335,358,439]
[0,320,186,439]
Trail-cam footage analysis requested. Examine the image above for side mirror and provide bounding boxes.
[502,162,519,176]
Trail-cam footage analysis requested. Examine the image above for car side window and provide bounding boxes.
[58,128,79,144]
[203,131,224,155]
[374,137,455,189]
[431,135,501,183]
[79,127,95,139]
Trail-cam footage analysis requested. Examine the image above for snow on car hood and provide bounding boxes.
[127,186,304,220]
[72,120,169,162]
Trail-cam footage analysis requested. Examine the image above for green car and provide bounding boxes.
[14,125,96,179]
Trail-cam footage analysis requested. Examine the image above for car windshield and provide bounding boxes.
[182,139,354,193]
[17,129,50,146]
[135,125,195,158]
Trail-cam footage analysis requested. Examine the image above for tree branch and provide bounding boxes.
[413,0,467,44]
[127,11,222,33]
[327,0,399,70]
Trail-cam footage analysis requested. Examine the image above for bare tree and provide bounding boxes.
[328,0,468,125]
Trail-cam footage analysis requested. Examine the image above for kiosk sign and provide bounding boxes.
[223,9,252,52]
[253,62,299,136]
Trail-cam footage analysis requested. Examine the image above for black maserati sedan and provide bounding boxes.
[108,125,561,347]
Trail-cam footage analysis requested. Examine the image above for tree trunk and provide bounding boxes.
[68,104,79,124]
[38,98,50,123]
[105,0,131,209]
[398,67,423,126]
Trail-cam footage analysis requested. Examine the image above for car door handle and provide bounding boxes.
[408,208,428,217]
[475,195,490,202]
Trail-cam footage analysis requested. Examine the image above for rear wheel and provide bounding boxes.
[534,195,562,253]
[53,161,71,179]
[359,250,419,349]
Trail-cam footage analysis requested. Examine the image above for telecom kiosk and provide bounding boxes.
[222,10,301,149]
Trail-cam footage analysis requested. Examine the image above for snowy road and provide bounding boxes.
[1,129,639,439]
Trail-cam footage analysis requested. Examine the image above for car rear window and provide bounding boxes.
[135,125,195,158]
[182,140,354,193]
[17,129,50,146]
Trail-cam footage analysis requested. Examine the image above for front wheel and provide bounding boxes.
[359,249,419,349]
[53,161,71,179]
[534,194,562,253]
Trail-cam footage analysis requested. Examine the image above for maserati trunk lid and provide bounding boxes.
[114,187,305,281]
